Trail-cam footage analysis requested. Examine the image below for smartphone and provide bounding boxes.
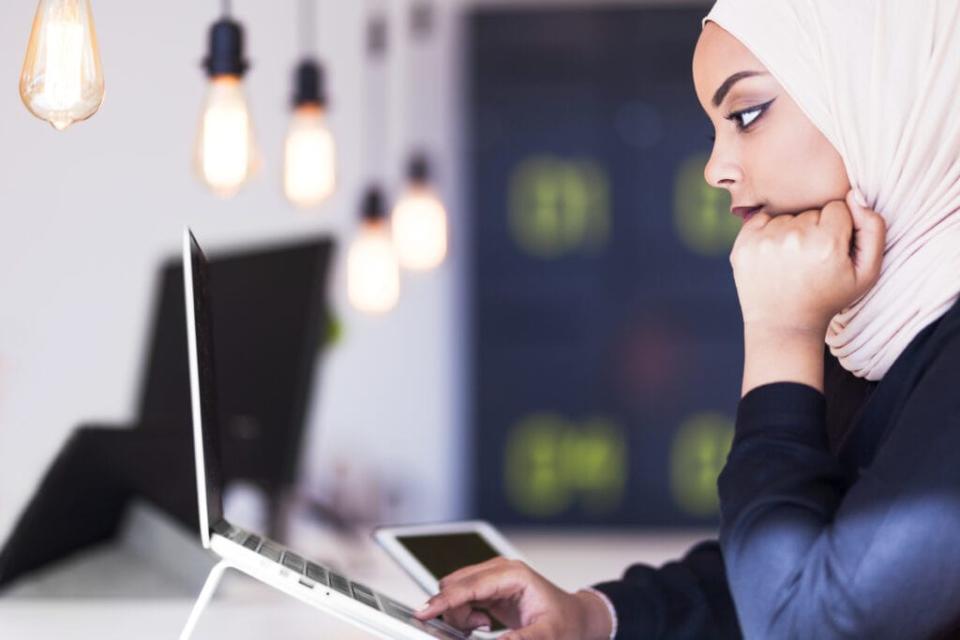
[374,520,523,638]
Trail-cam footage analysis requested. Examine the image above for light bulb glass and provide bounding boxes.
[347,220,400,314]
[194,75,259,198]
[20,0,104,130]
[391,184,448,270]
[284,104,336,208]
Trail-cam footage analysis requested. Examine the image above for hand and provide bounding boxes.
[413,557,612,640]
[730,188,886,338]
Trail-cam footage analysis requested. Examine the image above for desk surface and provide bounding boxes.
[0,529,715,638]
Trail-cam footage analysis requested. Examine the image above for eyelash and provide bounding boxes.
[707,98,774,142]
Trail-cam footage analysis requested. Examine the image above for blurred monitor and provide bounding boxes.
[136,235,335,496]
[0,236,334,589]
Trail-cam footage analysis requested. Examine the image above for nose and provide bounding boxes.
[703,143,742,190]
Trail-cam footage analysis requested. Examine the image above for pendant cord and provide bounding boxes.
[363,5,389,192]
[221,0,232,17]
[299,0,318,57]
[407,2,433,176]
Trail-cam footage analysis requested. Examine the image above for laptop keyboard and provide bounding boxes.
[328,571,352,597]
[350,581,380,609]
[258,543,283,563]
[305,561,329,586]
[212,521,467,639]
[281,551,305,574]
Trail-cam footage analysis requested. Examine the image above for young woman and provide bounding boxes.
[416,1,960,638]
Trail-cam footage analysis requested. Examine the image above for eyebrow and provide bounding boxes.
[712,70,769,108]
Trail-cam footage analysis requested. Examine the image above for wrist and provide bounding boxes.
[573,589,614,640]
[742,322,825,397]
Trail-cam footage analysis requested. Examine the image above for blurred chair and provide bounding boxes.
[0,235,335,591]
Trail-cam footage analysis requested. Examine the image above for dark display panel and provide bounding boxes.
[469,5,743,526]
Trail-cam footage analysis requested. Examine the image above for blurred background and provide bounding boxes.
[0,0,741,635]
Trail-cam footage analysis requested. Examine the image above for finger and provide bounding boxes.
[818,197,854,245]
[743,209,773,231]
[845,188,886,286]
[416,564,524,620]
[464,610,493,630]
[426,557,513,622]
[443,604,479,630]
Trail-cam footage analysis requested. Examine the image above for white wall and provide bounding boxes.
[0,0,714,542]
[0,0,469,539]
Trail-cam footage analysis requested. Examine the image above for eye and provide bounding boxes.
[725,98,775,132]
[728,106,762,129]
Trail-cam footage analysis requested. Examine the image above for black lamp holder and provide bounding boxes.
[293,59,327,108]
[407,153,430,184]
[361,186,387,222]
[203,17,249,77]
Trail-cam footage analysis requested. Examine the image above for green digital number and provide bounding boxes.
[505,413,626,517]
[670,411,734,517]
[508,156,610,259]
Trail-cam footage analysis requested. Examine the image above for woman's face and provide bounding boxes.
[692,21,850,219]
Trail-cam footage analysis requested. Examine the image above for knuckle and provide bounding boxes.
[730,243,754,267]
[504,560,530,583]
[767,212,789,226]
[818,202,836,216]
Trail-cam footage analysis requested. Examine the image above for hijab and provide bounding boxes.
[702,0,960,380]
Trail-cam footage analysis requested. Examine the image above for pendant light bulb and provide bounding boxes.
[20,0,104,131]
[348,189,400,314]
[391,155,448,270]
[284,60,336,208]
[194,16,259,198]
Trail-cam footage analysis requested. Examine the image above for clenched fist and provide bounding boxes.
[730,188,887,338]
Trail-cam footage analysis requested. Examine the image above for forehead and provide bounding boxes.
[693,22,767,110]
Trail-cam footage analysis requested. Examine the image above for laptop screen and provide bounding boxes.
[184,229,226,539]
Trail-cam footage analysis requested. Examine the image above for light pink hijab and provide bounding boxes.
[702,0,960,380]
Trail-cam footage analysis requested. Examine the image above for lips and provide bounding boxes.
[731,205,763,219]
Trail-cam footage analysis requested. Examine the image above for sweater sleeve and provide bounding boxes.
[718,381,960,639]
[590,538,742,639]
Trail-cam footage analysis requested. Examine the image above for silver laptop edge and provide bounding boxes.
[181,227,468,640]
[183,228,212,549]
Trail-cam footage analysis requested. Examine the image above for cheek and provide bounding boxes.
[748,130,811,200]
[759,122,847,206]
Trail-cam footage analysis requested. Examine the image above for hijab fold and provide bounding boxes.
[702,0,960,380]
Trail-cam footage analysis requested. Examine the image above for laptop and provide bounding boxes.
[181,228,467,640]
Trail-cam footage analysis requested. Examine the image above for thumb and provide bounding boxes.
[845,188,886,288]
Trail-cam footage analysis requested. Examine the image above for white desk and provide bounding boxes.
[0,506,715,638]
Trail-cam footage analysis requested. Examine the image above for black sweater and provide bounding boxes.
[593,293,960,639]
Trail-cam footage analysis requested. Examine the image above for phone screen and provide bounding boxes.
[396,532,506,632]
